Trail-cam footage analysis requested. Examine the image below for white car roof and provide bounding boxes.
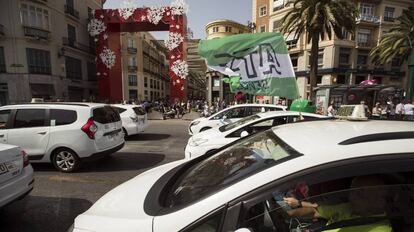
[275,120,414,159]
[255,111,328,119]
[0,102,108,109]
[112,104,143,109]
[208,104,287,119]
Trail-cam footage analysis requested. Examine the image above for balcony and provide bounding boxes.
[23,26,50,40]
[128,65,138,72]
[356,40,374,48]
[63,37,95,54]
[127,47,137,53]
[0,24,4,36]
[357,14,380,24]
[65,5,79,19]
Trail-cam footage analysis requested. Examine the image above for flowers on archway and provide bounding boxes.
[119,0,136,20]
[88,19,106,37]
[165,32,184,51]
[100,47,116,69]
[172,60,188,79]
[171,0,189,15]
[147,6,166,25]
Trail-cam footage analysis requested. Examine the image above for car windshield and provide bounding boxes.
[162,130,302,208]
[219,115,260,132]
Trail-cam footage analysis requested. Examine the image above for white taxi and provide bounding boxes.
[188,104,287,135]
[185,111,328,159]
[112,104,148,137]
[71,111,414,232]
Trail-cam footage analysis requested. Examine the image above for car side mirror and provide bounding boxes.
[240,131,249,137]
[235,229,252,232]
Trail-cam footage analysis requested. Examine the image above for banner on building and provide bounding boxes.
[198,32,299,99]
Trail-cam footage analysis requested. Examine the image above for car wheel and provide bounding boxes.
[199,127,212,132]
[52,148,81,173]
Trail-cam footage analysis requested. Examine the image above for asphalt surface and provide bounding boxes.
[1,119,190,232]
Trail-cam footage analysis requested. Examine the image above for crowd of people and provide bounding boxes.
[327,98,414,120]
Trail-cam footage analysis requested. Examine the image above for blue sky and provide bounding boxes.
[104,0,252,39]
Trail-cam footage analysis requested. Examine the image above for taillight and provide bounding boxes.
[81,117,97,139]
[21,150,29,167]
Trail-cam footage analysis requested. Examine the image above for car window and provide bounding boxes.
[289,115,319,123]
[227,117,287,138]
[267,107,284,111]
[93,106,121,124]
[0,110,11,129]
[113,106,127,114]
[212,107,245,120]
[162,131,302,209]
[185,209,225,232]
[246,107,265,116]
[50,109,77,126]
[237,162,414,232]
[219,115,260,132]
[133,107,146,116]
[13,109,46,128]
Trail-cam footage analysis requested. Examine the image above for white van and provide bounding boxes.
[0,103,125,172]
[112,104,148,137]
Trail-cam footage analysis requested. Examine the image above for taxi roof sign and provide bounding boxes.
[336,105,368,121]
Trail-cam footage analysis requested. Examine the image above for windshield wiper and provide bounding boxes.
[310,216,389,232]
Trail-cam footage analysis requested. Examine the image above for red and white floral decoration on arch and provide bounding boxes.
[88,0,188,102]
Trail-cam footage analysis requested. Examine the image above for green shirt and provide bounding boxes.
[317,203,392,232]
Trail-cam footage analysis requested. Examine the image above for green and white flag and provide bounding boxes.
[198,32,299,99]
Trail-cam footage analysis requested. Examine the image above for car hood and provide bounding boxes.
[191,127,223,143]
[191,117,208,124]
[73,160,186,232]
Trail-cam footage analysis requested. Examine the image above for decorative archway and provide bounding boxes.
[88,0,188,103]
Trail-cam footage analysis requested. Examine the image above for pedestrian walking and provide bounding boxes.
[396,100,405,120]
[327,101,336,117]
[403,100,414,121]
[372,102,382,119]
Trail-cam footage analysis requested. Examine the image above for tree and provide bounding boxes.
[281,0,357,100]
[370,7,414,100]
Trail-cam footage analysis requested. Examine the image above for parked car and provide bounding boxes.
[112,104,148,137]
[188,104,287,135]
[0,144,33,208]
[185,111,328,159]
[71,118,414,232]
[0,103,125,172]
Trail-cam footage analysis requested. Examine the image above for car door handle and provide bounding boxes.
[0,134,4,138]
[37,131,47,135]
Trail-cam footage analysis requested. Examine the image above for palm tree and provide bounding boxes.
[281,0,358,100]
[370,7,414,99]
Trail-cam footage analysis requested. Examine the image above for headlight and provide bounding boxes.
[189,138,209,146]
[191,121,201,126]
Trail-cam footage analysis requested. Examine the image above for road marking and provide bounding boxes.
[48,175,114,184]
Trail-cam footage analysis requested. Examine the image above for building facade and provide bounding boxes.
[120,32,170,103]
[205,20,250,104]
[0,0,104,104]
[252,0,411,99]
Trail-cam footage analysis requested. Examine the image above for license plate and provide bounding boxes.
[0,163,9,175]
[108,132,118,139]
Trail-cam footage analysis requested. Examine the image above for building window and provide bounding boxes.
[128,38,136,48]
[0,47,5,73]
[357,29,371,47]
[65,56,82,80]
[144,77,148,87]
[336,75,346,84]
[290,53,298,68]
[273,0,284,11]
[384,7,395,21]
[360,3,374,16]
[357,50,369,67]
[129,57,136,66]
[259,6,267,17]
[260,25,266,33]
[87,62,96,81]
[150,79,153,88]
[308,49,324,67]
[20,3,50,30]
[213,27,219,33]
[26,48,51,74]
[67,24,76,45]
[225,26,232,33]
[213,78,220,87]
[128,75,137,86]
[129,90,138,101]
[272,20,281,32]
[339,48,351,66]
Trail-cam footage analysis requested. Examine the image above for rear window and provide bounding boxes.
[93,106,121,124]
[133,107,146,115]
[219,115,260,132]
[50,109,77,126]
[162,130,302,208]
[113,107,127,114]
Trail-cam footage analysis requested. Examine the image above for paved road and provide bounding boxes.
[1,119,190,232]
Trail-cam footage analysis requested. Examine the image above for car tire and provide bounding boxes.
[52,148,81,173]
[199,127,212,132]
